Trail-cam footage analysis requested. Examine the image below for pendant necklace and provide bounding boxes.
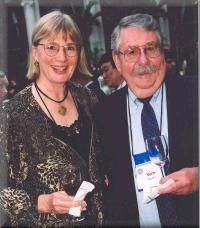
[34,82,68,116]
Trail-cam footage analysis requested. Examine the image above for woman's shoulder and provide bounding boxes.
[2,84,32,115]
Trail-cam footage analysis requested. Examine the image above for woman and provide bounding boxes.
[0,10,103,227]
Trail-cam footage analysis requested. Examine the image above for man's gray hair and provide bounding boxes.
[111,13,162,53]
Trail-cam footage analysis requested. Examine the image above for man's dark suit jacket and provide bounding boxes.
[87,79,106,101]
[94,74,198,227]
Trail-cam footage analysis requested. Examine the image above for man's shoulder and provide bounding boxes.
[98,86,127,106]
[165,74,198,113]
[94,86,127,120]
[166,73,197,87]
[86,80,106,101]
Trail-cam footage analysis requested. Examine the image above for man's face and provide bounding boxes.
[101,62,122,88]
[113,27,166,98]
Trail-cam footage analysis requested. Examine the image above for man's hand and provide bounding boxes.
[159,167,198,195]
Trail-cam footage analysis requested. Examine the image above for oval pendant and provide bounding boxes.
[58,105,67,116]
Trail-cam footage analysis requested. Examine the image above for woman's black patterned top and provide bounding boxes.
[0,81,104,227]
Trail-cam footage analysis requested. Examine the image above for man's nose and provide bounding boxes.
[103,72,107,78]
[137,49,149,65]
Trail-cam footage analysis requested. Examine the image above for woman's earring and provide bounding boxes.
[34,61,39,67]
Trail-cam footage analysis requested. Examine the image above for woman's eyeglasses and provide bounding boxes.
[38,42,79,57]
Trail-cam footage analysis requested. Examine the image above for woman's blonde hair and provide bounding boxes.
[27,10,91,80]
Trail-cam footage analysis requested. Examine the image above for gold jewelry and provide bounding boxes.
[34,61,39,67]
[34,82,68,116]
[58,105,67,116]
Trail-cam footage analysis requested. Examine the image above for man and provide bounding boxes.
[94,14,198,227]
[86,50,126,97]
[98,50,126,95]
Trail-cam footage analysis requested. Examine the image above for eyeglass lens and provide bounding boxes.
[122,43,161,62]
[43,43,78,57]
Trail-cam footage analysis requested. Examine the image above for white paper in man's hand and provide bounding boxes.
[143,178,175,204]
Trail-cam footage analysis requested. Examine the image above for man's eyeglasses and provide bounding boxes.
[118,42,162,63]
[38,42,79,57]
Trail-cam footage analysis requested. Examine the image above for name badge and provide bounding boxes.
[133,152,163,191]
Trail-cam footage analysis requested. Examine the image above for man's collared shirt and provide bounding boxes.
[127,83,168,228]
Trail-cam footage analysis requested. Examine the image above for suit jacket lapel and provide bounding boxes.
[166,79,177,170]
[113,87,139,221]
[114,87,133,184]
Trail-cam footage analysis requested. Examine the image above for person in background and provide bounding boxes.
[94,13,198,227]
[98,50,126,95]
[86,50,126,98]
[0,70,9,102]
[163,45,177,75]
[0,70,9,228]
[7,79,17,99]
[0,10,103,227]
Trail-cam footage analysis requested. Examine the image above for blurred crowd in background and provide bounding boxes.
[0,1,198,102]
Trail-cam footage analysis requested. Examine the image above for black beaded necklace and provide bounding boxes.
[34,82,68,116]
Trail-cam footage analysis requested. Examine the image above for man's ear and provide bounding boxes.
[112,52,122,74]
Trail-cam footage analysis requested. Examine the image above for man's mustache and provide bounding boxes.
[132,65,159,76]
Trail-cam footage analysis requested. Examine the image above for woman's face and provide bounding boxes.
[33,31,79,85]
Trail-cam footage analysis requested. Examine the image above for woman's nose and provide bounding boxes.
[56,47,68,60]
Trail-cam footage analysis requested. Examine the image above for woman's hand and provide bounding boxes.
[159,167,198,195]
[37,191,87,214]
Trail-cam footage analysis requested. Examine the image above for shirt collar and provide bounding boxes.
[117,81,126,90]
[128,83,164,107]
